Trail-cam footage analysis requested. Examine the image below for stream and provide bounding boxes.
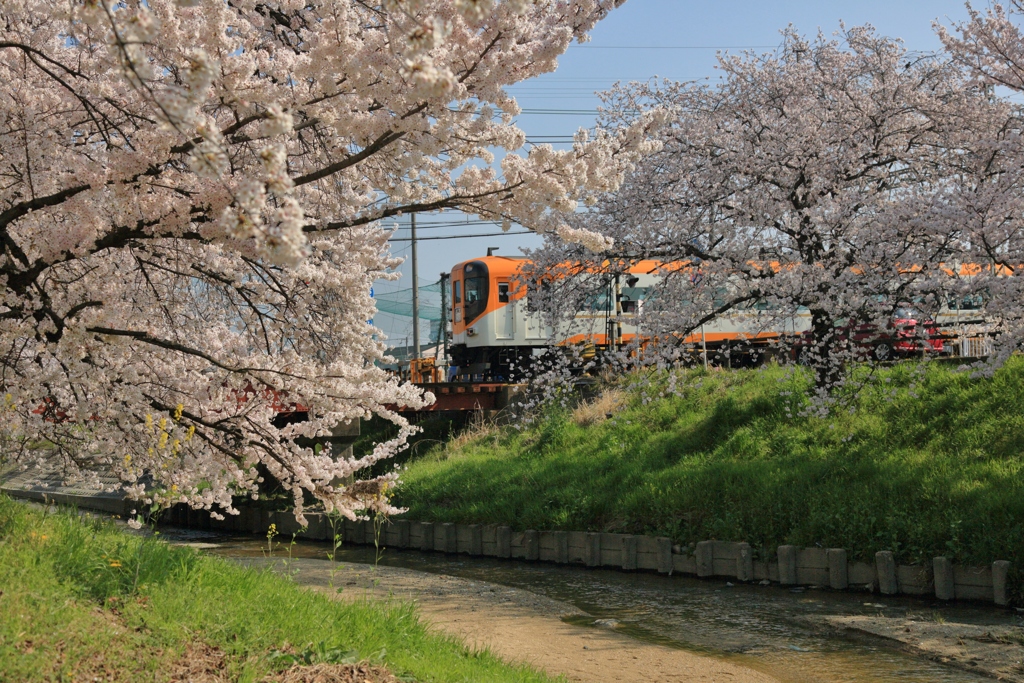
[165,528,1020,683]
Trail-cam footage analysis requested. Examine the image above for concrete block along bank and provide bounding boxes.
[162,505,1015,607]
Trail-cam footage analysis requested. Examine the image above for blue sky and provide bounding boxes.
[377,0,988,346]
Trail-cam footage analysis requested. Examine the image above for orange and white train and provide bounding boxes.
[447,256,801,381]
[446,255,990,382]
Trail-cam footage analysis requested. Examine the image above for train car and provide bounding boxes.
[448,256,550,381]
[447,256,803,381]
[445,256,993,381]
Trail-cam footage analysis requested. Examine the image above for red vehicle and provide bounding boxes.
[796,306,945,363]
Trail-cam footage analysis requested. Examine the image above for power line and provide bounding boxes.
[392,221,505,230]
[511,88,608,92]
[514,96,607,101]
[573,45,777,50]
[389,230,534,242]
[519,108,599,115]
[408,219,496,224]
[512,76,705,82]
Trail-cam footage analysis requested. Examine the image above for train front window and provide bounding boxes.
[453,280,461,304]
[463,262,489,322]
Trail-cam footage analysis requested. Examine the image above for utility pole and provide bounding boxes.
[613,272,623,349]
[701,322,708,370]
[439,271,450,366]
[411,213,420,361]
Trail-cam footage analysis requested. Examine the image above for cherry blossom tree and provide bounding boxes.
[532,26,1010,399]
[0,0,662,523]
[937,2,1024,370]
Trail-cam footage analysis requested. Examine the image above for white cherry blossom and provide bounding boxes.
[530,26,1014,402]
[0,0,656,522]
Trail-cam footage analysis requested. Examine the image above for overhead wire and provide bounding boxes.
[573,45,777,50]
[519,108,599,114]
[389,230,534,242]
[391,221,504,230]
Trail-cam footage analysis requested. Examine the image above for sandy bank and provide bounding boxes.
[820,613,1024,683]
[244,557,778,683]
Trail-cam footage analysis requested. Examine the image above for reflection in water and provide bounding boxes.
[167,528,1006,683]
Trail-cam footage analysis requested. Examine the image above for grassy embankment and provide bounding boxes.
[397,359,1024,576]
[0,495,554,683]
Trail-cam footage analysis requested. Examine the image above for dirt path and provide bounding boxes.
[245,557,779,683]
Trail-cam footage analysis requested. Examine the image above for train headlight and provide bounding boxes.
[467,326,478,337]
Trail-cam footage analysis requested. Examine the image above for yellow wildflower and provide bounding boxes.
[174,404,184,421]
[108,560,122,568]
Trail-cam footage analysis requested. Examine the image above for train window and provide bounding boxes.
[712,287,729,308]
[739,298,771,311]
[453,280,461,304]
[961,293,985,310]
[894,306,921,320]
[498,282,510,303]
[622,286,648,300]
[621,286,648,313]
[465,278,484,304]
[464,262,489,322]
[583,292,610,312]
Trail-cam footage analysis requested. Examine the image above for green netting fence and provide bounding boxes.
[373,280,443,321]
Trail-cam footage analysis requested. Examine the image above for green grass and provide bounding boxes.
[354,413,476,479]
[0,496,556,682]
[396,358,1024,578]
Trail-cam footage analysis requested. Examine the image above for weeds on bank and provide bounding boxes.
[571,388,626,427]
[326,514,345,592]
[437,410,500,459]
[0,495,556,683]
[397,358,1024,577]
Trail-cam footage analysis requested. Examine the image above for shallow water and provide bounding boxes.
[166,528,1017,683]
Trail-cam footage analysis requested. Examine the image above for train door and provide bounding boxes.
[523,280,552,340]
[524,295,547,340]
[452,278,462,325]
[495,280,515,339]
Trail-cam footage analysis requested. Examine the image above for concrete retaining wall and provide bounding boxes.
[9,476,1009,607]
[159,506,1014,607]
